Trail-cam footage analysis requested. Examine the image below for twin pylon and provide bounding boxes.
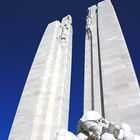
[9,0,140,139]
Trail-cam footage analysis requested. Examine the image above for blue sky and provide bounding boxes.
[0,0,140,139]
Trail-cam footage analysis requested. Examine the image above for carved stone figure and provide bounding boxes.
[86,8,92,39]
[60,15,72,46]
[77,111,140,140]
[56,111,140,140]
[77,111,110,140]
[86,8,92,30]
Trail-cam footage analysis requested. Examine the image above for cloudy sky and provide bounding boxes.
[0,0,140,139]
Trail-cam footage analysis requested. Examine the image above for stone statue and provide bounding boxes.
[86,8,92,30]
[77,111,110,140]
[56,111,140,140]
[77,111,140,140]
[60,15,72,46]
[86,8,92,39]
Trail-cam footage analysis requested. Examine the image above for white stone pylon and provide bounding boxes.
[84,5,102,115]
[9,15,73,140]
[98,0,140,133]
[84,0,140,134]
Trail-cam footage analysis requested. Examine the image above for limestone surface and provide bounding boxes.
[9,15,73,140]
[84,0,140,133]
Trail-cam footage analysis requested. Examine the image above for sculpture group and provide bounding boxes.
[56,111,140,140]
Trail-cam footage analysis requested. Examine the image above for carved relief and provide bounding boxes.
[77,111,140,140]
[86,8,92,39]
[86,8,92,30]
[56,111,140,140]
[59,15,72,47]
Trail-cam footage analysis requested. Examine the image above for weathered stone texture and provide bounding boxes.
[84,0,140,134]
[9,16,72,140]
[84,5,102,115]
[98,0,140,134]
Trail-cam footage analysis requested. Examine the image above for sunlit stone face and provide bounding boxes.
[84,0,140,134]
[9,15,73,140]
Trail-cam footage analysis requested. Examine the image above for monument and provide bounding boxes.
[9,0,140,139]
[9,15,73,140]
[84,0,140,134]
